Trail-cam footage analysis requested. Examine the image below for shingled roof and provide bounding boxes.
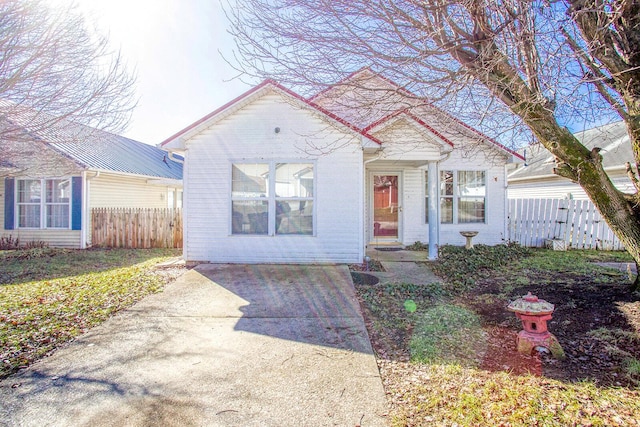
[508,121,631,181]
[161,69,523,161]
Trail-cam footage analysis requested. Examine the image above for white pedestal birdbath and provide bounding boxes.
[460,231,478,249]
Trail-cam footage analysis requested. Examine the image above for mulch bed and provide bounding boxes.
[465,272,640,388]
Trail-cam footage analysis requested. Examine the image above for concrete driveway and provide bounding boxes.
[0,264,388,427]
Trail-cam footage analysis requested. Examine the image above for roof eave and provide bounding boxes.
[508,173,559,182]
[86,167,183,182]
[160,137,187,152]
[160,81,278,147]
[509,163,627,182]
[366,110,457,150]
[160,79,383,149]
[507,154,525,164]
[146,177,183,187]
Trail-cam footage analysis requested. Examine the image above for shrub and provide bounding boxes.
[431,244,531,292]
[0,235,20,250]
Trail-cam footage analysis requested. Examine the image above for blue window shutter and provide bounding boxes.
[4,178,15,230]
[71,177,82,230]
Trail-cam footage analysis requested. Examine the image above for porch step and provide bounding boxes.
[373,261,441,285]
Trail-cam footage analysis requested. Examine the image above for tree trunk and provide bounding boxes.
[523,106,640,288]
[460,39,640,291]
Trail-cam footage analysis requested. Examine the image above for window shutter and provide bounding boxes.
[4,178,15,230]
[71,177,82,230]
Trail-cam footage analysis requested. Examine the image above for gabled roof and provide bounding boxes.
[363,108,455,148]
[160,69,523,161]
[0,102,182,180]
[160,79,383,149]
[311,68,523,160]
[508,121,631,181]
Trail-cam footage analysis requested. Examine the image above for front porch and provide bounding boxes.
[364,160,440,259]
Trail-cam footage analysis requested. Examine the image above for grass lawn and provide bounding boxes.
[355,245,640,426]
[0,248,182,379]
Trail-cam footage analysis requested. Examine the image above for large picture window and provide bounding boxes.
[426,170,486,224]
[231,162,314,235]
[17,178,71,228]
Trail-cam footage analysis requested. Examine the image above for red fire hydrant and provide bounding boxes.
[507,292,565,359]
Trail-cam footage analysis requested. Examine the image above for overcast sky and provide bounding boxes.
[70,0,252,145]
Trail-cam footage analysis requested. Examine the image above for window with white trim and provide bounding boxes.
[425,170,486,224]
[17,178,71,228]
[231,162,314,235]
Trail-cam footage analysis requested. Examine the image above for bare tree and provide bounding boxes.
[226,0,640,290]
[0,0,136,151]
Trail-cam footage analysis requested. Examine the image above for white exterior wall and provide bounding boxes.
[366,135,509,247]
[372,119,443,160]
[86,172,182,247]
[402,167,429,244]
[89,173,176,209]
[437,150,508,246]
[183,93,363,264]
[508,170,632,200]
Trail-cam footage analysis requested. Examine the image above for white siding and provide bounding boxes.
[402,168,427,244]
[371,119,443,161]
[508,170,633,200]
[89,173,176,209]
[183,93,363,264]
[438,150,508,246]
[366,146,508,247]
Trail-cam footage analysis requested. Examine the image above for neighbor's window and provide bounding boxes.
[17,178,71,228]
[425,170,485,224]
[231,162,314,235]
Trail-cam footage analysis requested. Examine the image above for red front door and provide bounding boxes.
[373,174,399,239]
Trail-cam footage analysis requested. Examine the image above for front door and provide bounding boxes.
[372,174,401,242]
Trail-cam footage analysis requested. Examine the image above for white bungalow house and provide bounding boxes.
[508,121,633,199]
[1,114,183,249]
[161,69,523,264]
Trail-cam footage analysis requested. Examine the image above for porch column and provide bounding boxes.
[427,161,439,260]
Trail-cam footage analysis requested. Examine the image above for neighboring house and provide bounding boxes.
[161,69,523,264]
[508,121,633,199]
[1,111,183,249]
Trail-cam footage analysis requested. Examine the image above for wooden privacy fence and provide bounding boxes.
[91,208,182,249]
[508,198,623,250]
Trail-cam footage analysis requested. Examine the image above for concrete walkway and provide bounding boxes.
[0,264,388,427]
[366,248,441,285]
[594,262,637,275]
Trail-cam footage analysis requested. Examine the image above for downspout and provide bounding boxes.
[427,151,451,260]
[81,171,100,249]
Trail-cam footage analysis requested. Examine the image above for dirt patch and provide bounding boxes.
[465,271,640,387]
[357,250,640,383]
[353,247,640,425]
[350,272,380,286]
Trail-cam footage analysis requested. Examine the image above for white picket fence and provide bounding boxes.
[507,198,624,250]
